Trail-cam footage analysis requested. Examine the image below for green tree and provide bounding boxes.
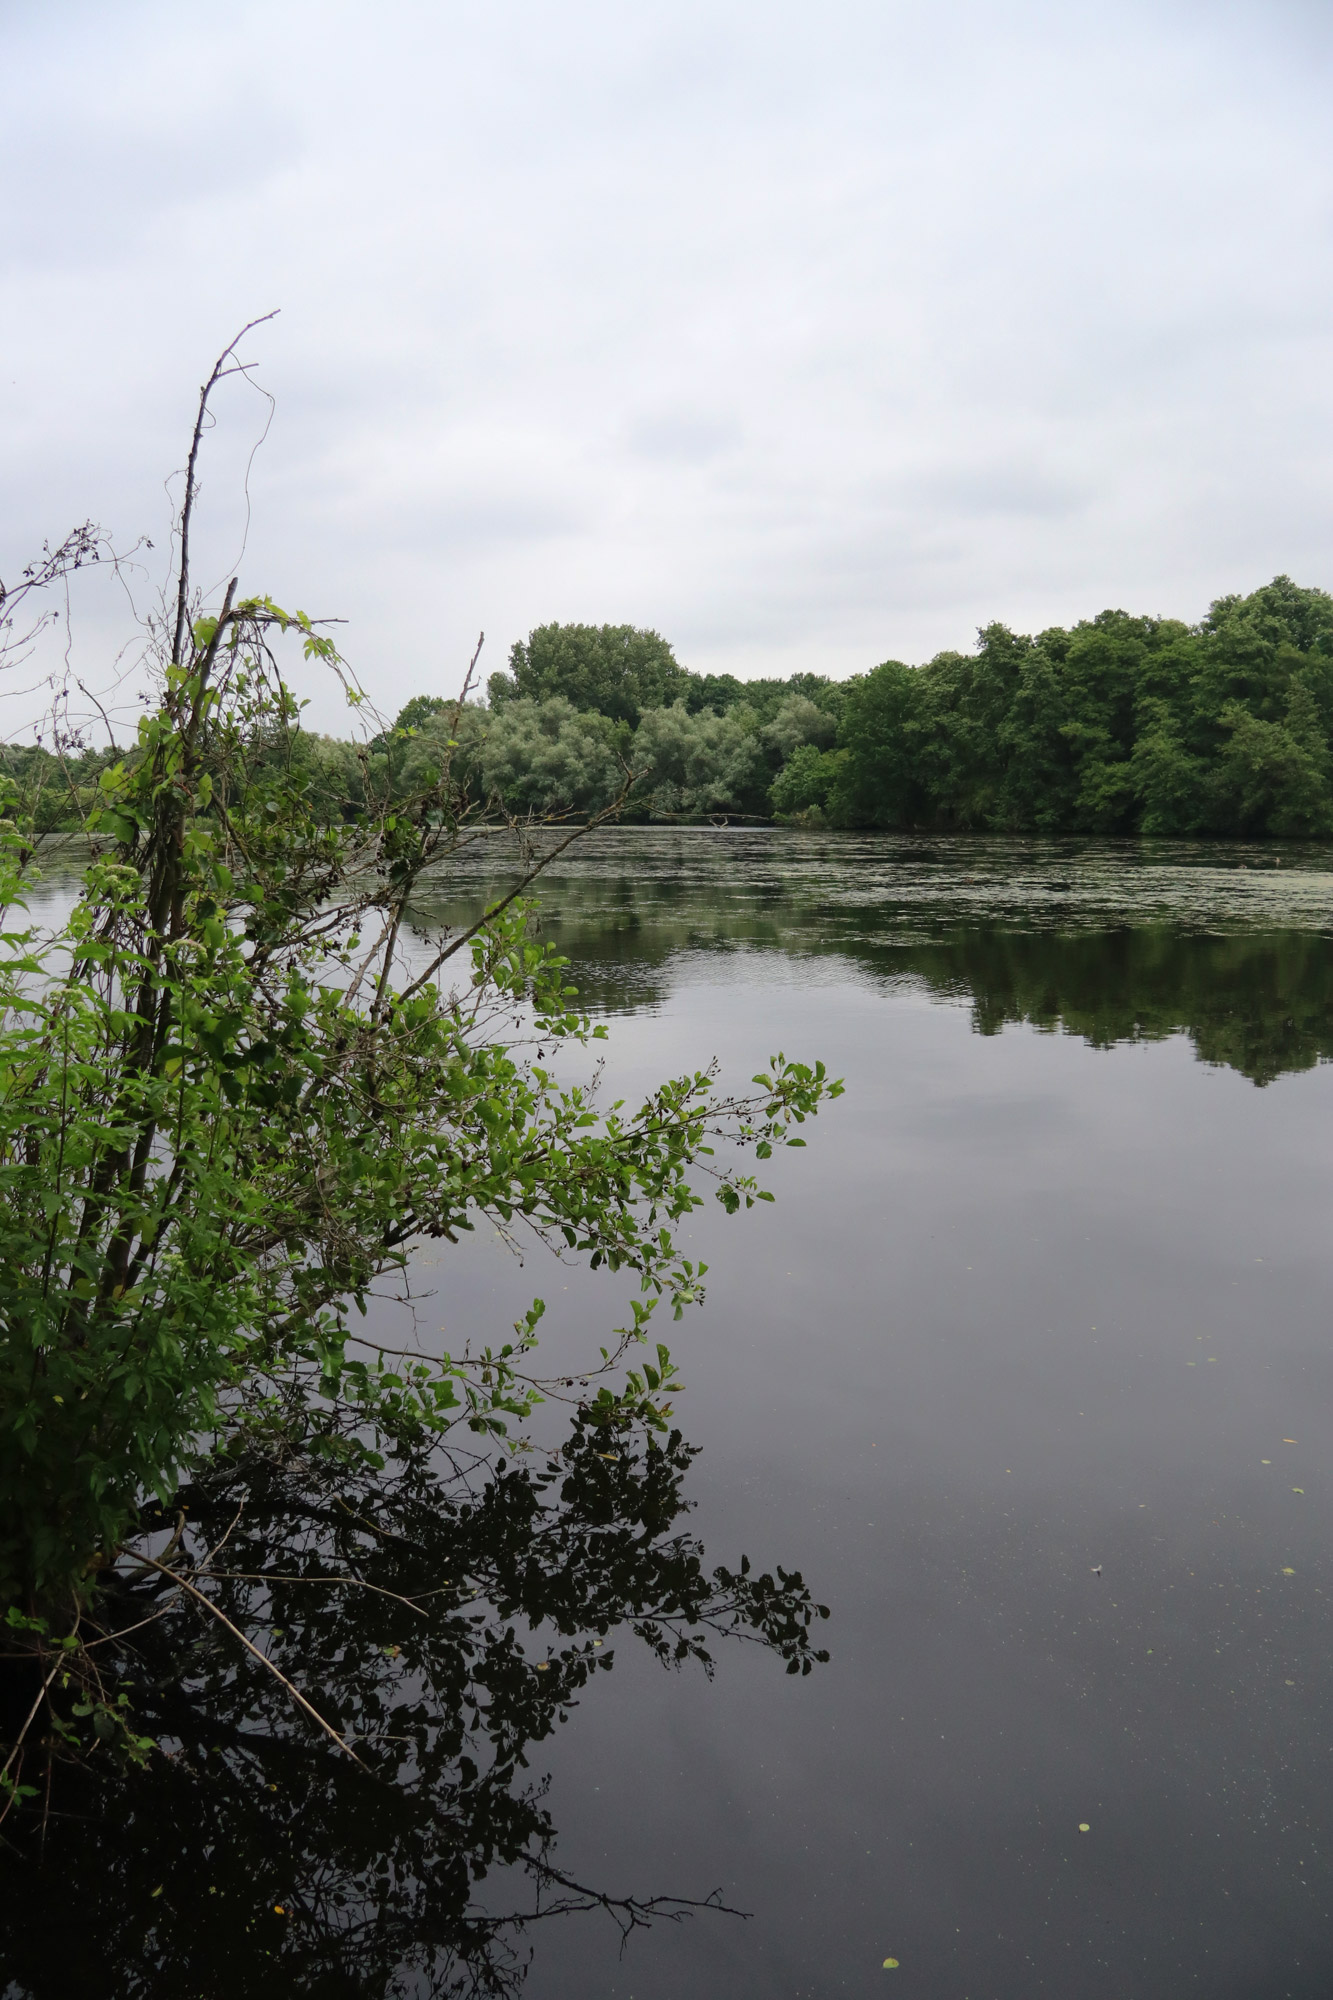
[476,696,625,816]
[629,702,769,818]
[492,623,694,727]
[827,661,924,828]
[1212,686,1333,836]
[762,694,837,762]
[770,742,844,822]
[0,631,832,1615]
[826,579,1333,837]
[392,692,450,735]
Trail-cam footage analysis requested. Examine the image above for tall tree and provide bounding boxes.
[491,623,693,727]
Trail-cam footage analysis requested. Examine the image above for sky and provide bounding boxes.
[2,0,1332,735]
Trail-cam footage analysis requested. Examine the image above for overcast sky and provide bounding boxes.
[3,0,1332,734]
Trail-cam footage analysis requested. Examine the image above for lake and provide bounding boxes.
[7,829,1333,1998]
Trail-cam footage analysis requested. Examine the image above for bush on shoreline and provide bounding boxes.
[0,345,840,1824]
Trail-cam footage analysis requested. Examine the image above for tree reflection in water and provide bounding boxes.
[0,1419,828,1997]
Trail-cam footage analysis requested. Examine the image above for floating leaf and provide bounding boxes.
[882,1959,900,1970]
[1293,1488,1305,1495]
[1282,1567,1296,1575]
[1078,1822,1090,1832]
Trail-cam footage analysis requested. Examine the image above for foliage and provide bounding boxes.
[0,740,128,834]
[465,697,624,817]
[770,743,844,823]
[827,578,1333,836]
[0,353,841,1650]
[629,702,769,819]
[760,693,837,761]
[688,668,847,728]
[485,622,845,772]
[825,661,922,828]
[392,693,451,736]
[489,623,693,727]
[0,600,836,1617]
[392,689,840,825]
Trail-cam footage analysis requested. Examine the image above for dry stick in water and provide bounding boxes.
[125,1549,371,1772]
[0,1652,68,1807]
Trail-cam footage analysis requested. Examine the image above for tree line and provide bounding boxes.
[11,575,1333,837]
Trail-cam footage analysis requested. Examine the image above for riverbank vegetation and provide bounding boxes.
[13,579,1332,840]
[0,339,836,1867]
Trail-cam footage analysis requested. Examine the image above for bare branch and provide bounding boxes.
[172,314,279,669]
[0,1612,81,1820]
[202,1569,440,1617]
[123,1548,371,1772]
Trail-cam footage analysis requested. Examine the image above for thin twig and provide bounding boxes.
[122,1549,370,1771]
[195,1499,246,1573]
[395,783,635,1008]
[0,1646,69,1800]
[173,315,279,669]
[80,1603,183,1651]
[203,1570,443,1617]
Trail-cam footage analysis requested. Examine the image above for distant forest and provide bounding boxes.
[11,575,1333,837]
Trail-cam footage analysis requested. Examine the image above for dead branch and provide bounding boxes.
[123,1548,371,1772]
[172,313,279,670]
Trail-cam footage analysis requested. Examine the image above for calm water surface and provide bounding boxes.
[10,830,1333,1998]
[425,831,1333,2000]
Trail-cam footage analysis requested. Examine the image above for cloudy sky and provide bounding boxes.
[3,0,1332,732]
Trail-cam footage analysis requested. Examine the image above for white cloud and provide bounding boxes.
[2,0,1331,731]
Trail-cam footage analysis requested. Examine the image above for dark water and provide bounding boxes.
[8,831,1333,1997]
